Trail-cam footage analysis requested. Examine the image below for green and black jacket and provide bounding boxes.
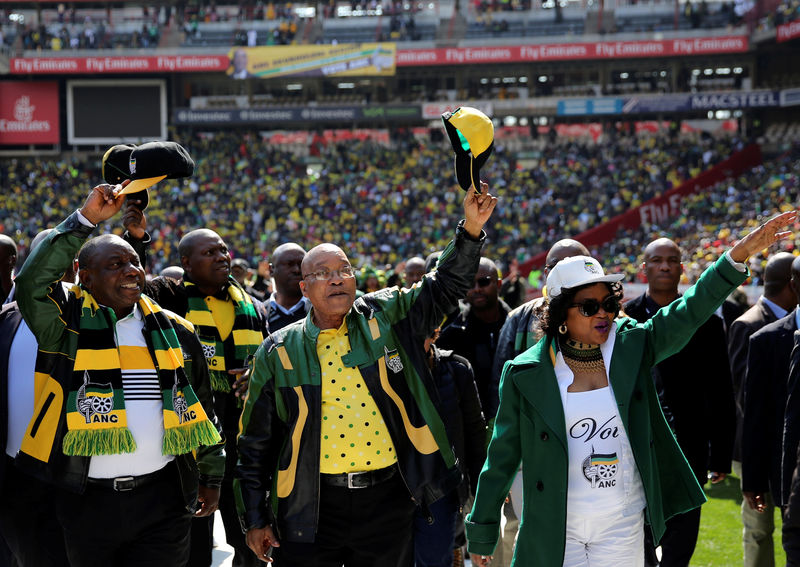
[235,221,484,543]
[14,212,225,511]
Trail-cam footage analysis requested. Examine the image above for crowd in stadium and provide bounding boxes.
[0,128,743,283]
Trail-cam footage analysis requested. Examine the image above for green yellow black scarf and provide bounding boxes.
[62,288,221,457]
[184,278,263,393]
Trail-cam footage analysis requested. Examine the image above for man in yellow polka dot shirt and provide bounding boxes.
[236,187,497,566]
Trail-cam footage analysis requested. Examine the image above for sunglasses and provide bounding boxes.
[474,275,495,288]
[569,296,620,317]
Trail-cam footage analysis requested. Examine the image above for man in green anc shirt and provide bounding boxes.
[14,183,224,567]
[235,187,498,566]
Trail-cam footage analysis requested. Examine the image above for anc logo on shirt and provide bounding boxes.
[384,346,403,373]
[582,447,619,488]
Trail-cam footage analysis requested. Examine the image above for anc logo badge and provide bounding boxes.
[582,447,619,488]
[384,346,403,373]
[172,376,190,424]
[201,342,216,361]
[584,261,600,274]
[76,371,114,424]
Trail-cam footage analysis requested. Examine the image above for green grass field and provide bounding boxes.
[692,474,782,566]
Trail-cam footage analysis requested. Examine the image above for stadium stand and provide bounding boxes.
[591,143,800,285]
[0,129,741,279]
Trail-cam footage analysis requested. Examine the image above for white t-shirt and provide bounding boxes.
[555,322,646,517]
[565,386,626,514]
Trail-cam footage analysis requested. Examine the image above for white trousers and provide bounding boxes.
[563,508,645,567]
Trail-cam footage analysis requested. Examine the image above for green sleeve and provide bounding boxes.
[466,364,523,556]
[15,212,94,351]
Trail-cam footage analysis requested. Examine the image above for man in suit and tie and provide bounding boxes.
[729,252,795,567]
[742,254,800,560]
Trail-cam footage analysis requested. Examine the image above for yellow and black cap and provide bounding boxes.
[102,141,195,209]
[442,107,494,193]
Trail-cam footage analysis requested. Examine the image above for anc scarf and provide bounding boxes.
[62,288,221,457]
[184,278,263,393]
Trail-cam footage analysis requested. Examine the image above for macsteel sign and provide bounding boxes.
[396,36,748,66]
[0,81,59,145]
[9,55,229,74]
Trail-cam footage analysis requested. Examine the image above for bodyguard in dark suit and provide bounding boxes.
[729,252,795,567]
[625,238,735,567]
[742,256,800,526]
[781,331,800,564]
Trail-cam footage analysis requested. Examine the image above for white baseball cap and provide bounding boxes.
[546,255,625,298]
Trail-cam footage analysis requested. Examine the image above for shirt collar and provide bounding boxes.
[269,294,309,315]
[762,296,789,320]
[117,303,143,322]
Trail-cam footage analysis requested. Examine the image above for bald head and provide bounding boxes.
[0,235,16,255]
[302,244,348,275]
[404,256,426,287]
[763,252,795,298]
[478,257,500,278]
[178,228,224,259]
[545,239,590,272]
[643,238,682,261]
[272,242,306,263]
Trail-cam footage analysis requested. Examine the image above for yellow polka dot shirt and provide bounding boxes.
[317,323,397,474]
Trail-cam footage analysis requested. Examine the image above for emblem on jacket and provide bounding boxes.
[76,371,115,424]
[201,342,216,360]
[582,447,619,488]
[384,346,403,373]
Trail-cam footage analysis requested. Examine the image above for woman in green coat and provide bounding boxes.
[466,211,796,567]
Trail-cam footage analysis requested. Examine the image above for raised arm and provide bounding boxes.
[16,183,127,350]
[643,211,796,364]
[377,185,498,335]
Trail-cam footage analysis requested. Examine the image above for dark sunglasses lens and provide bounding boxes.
[578,300,601,317]
[579,298,619,316]
[602,297,620,315]
[476,276,493,287]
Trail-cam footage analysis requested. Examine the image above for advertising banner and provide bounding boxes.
[10,55,229,74]
[777,19,800,42]
[397,36,747,66]
[781,88,800,107]
[557,98,624,116]
[0,81,60,145]
[622,90,779,114]
[689,90,780,110]
[226,43,396,79]
[173,104,419,124]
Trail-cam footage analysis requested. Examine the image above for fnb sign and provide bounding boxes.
[0,81,59,145]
